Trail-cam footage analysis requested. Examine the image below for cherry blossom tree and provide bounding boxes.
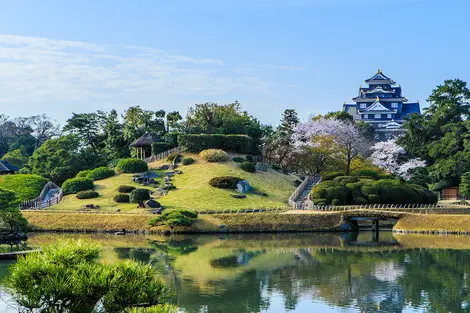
[292,118,371,175]
[370,139,426,179]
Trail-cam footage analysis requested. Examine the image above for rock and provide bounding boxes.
[116,208,121,212]
[293,180,302,187]
[148,178,156,184]
[85,204,96,209]
[133,177,144,184]
[174,170,183,174]
[142,182,149,186]
[164,172,175,177]
[158,164,170,170]
[232,194,247,199]
[255,162,269,172]
[150,208,164,214]
[219,224,226,229]
[163,230,171,236]
[235,180,253,193]
[115,231,126,236]
[146,199,161,208]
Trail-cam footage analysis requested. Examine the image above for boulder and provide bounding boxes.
[164,172,175,177]
[146,199,161,208]
[255,162,269,172]
[235,180,253,194]
[158,164,170,170]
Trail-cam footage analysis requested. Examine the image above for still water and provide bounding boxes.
[1,231,470,312]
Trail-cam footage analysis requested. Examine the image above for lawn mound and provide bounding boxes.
[49,153,298,212]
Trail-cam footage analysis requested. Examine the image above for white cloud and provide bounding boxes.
[0,34,293,120]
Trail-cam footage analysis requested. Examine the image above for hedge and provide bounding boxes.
[114,194,130,203]
[209,176,242,189]
[199,149,228,162]
[76,170,91,178]
[182,158,195,165]
[117,185,136,193]
[0,174,48,202]
[151,142,171,155]
[232,157,244,163]
[178,134,252,153]
[149,209,198,227]
[86,167,115,181]
[115,159,148,173]
[240,162,256,173]
[76,191,99,199]
[62,178,94,195]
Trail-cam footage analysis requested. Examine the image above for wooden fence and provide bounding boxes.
[19,188,63,210]
[143,147,182,163]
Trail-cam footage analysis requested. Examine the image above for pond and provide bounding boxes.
[1,231,470,312]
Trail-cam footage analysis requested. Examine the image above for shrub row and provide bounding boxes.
[116,159,148,173]
[151,142,171,155]
[62,177,94,195]
[178,134,252,153]
[76,191,99,199]
[149,210,198,228]
[311,176,437,205]
[199,149,228,162]
[86,167,115,181]
[209,176,242,189]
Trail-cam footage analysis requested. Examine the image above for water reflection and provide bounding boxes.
[7,232,470,312]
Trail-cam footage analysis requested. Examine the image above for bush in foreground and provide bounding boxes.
[116,158,148,173]
[114,193,130,203]
[62,177,94,195]
[130,188,151,207]
[76,191,99,199]
[86,167,115,181]
[182,157,195,165]
[240,162,256,173]
[8,239,169,312]
[209,176,242,189]
[118,185,136,193]
[199,149,228,162]
[149,209,198,228]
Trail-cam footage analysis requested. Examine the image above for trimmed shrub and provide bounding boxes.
[240,162,256,173]
[182,158,195,165]
[149,209,198,227]
[114,194,130,203]
[130,188,151,206]
[199,149,229,162]
[367,194,381,204]
[0,174,48,201]
[76,191,99,199]
[178,134,252,153]
[167,153,178,162]
[108,159,122,168]
[209,176,242,189]
[331,199,342,206]
[117,185,136,193]
[353,196,368,205]
[86,167,115,181]
[232,157,245,163]
[313,198,328,205]
[310,187,328,200]
[116,158,148,173]
[245,155,253,162]
[352,170,381,180]
[255,162,269,172]
[62,177,94,195]
[151,142,170,155]
[333,176,359,185]
[322,172,344,181]
[76,170,91,178]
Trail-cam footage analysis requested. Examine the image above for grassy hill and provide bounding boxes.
[49,153,298,212]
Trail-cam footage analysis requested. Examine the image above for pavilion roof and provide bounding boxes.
[130,132,160,147]
[0,160,19,173]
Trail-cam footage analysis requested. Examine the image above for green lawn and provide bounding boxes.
[49,153,298,212]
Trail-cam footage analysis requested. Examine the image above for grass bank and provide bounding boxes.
[23,211,343,233]
[394,214,470,234]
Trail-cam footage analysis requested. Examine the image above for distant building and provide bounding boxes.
[0,160,19,175]
[343,69,421,140]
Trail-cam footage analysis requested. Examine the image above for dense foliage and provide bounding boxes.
[178,134,252,153]
[209,176,242,189]
[76,190,100,199]
[232,157,245,163]
[459,172,470,199]
[182,158,195,165]
[311,176,437,205]
[116,159,148,173]
[151,142,171,155]
[117,185,136,193]
[114,193,130,203]
[240,162,256,173]
[129,189,151,206]
[8,239,170,312]
[149,210,198,227]
[199,149,229,162]
[166,153,178,162]
[62,177,94,195]
[76,170,91,178]
[86,167,116,181]
[0,174,48,201]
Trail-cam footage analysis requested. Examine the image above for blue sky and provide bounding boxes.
[0,0,468,125]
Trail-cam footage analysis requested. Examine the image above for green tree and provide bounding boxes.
[278,109,300,136]
[2,149,28,168]
[166,111,183,132]
[314,111,354,122]
[64,112,107,156]
[123,106,166,142]
[459,172,470,198]
[104,109,129,160]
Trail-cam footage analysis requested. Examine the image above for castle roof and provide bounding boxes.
[0,160,19,173]
[359,98,395,113]
[365,69,395,84]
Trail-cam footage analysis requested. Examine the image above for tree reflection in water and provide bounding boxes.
[104,233,470,313]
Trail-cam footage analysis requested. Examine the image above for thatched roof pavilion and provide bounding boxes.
[0,160,19,175]
[130,132,160,159]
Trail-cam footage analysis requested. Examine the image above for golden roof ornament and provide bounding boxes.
[378,68,382,74]
[376,96,380,101]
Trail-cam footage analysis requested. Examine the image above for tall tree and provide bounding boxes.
[278,109,300,136]
[29,114,60,150]
[104,109,129,160]
[64,112,107,156]
[166,111,183,132]
[123,106,165,141]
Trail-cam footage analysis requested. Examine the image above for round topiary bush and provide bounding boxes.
[86,167,115,181]
[331,199,342,206]
[183,158,195,165]
[232,157,245,163]
[199,149,229,162]
[76,170,91,178]
[130,188,151,206]
[113,193,130,203]
[115,158,148,173]
[76,191,99,199]
[62,177,94,195]
[209,176,242,189]
[117,185,136,193]
[240,162,256,173]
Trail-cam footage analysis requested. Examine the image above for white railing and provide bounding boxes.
[19,182,63,210]
[300,203,470,214]
[288,175,320,208]
[143,147,182,163]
